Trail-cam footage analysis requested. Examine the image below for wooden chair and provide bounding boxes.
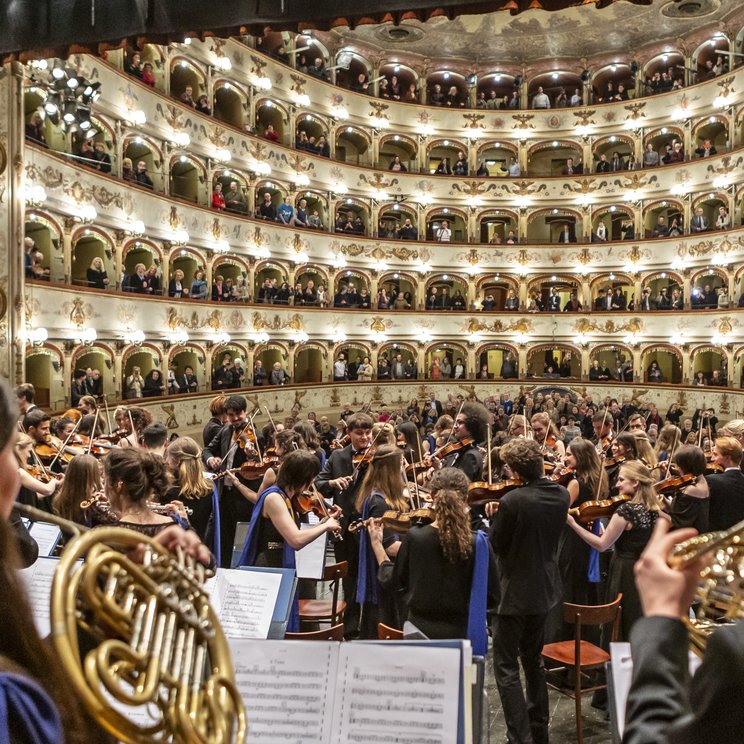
[285,623,344,641]
[377,623,404,640]
[298,561,348,627]
[541,595,622,744]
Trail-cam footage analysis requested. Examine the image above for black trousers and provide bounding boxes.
[219,488,253,568]
[492,612,550,744]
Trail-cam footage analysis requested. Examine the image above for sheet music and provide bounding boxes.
[19,557,59,637]
[229,638,336,743]
[296,523,327,579]
[331,643,461,744]
[204,568,282,639]
[28,521,61,556]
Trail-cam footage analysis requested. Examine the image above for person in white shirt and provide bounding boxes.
[569,88,582,106]
[531,86,550,109]
[333,354,347,381]
[435,220,451,242]
[594,222,608,242]
[507,158,521,177]
[126,367,144,399]
[715,206,730,230]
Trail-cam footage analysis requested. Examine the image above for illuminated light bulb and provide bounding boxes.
[169,329,190,345]
[215,148,232,163]
[128,219,145,235]
[294,173,311,187]
[172,132,190,147]
[253,332,270,344]
[125,329,145,345]
[79,328,97,344]
[215,240,230,253]
[212,332,231,345]
[80,205,97,222]
[129,110,146,126]
[333,106,349,120]
[24,184,47,204]
[294,93,311,107]
[215,57,232,71]
[28,327,48,344]
[173,229,190,245]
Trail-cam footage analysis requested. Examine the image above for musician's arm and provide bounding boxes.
[567,511,627,551]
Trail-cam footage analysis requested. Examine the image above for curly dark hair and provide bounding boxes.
[460,402,490,443]
[104,448,171,504]
[429,468,473,563]
[500,438,544,482]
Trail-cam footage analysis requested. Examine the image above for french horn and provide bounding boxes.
[668,517,744,656]
[15,503,247,743]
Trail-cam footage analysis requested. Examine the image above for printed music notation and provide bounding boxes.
[19,557,59,637]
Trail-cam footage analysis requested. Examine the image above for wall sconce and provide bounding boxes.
[24,184,47,207]
[126,109,147,127]
[214,56,232,72]
[79,205,97,224]
[167,329,189,346]
[77,327,97,346]
[171,132,190,147]
[172,229,189,246]
[27,327,48,346]
[215,148,232,163]
[124,329,145,346]
[127,219,145,237]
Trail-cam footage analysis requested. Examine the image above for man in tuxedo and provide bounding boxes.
[439,287,452,310]
[609,151,624,171]
[623,519,744,744]
[203,395,260,566]
[177,365,198,394]
[489,438,569,744]
[546,287,561,312]
[14,384,37,416]
[706,437,744,530]
[594,288,608,310]
[315,413,373,639]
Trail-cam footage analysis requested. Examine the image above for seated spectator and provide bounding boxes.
[434,219,451,242]
[168,269,189,299]
[404,82,418,102]
[690,207,708,233]
[258,192,277,221]
[453,152,468,176]
[212,182,225,211]
[141,62,155,87]
[445,85,463,108]
[643,143,659,167]
[429,84,445,106]
[561,157,582,175]
[179,85,196,108]
[124,52,143,79]
[398,219,418,240]
[667,217,683,237]
[224,181,246,213]
[695,139,717,158]
[307,210,322,229]
[264,123,279,142]
[122,157,136,182]
[389,156,407,172]
[652,216,669,238]
[434,158,452,176]
[195,95,211,116]
[211,274,231,302]
[92,142,112,174]
[86,256,108,289]
[134,161,154,188]
[507,158,521,177]
[593,221,608,242]
[190,270,208,301]
[595,153,611,173]
[26,111,47,147]
[307,57,327,81]
[351,73,369,94]
[531,86,550,109]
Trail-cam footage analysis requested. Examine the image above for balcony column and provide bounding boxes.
[580,349,591,380]
[518,277,528,309]
[466,346,477,379]
[725,347,735,387]
[113,231,125,292]
[682,270,692,310]
[681,347,691,385]
[518,346,528,378]
[62,217,74,285]
[632,347,642,383]
[580,278,591,309]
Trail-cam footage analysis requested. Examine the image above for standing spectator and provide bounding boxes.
[125,366,145,399]
[531,86,551,109]
[134,161,154,188]
[190,269,208,301]
[269,362,289,385]
[212,182,226,211]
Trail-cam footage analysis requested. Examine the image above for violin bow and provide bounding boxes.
[437,400,465,454]
[86,406,101,456]
[48,416,84,470]
[349,424,386,479]
[127,409,137,446]
[264,406,279,433]
[22,422,53,480]
[596,407,610,456]
[102,397,113,435]
[409,447,421,509]
[249,413,264,464]
[217,411,258,474]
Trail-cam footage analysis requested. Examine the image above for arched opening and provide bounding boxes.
[24,217,61,283]
[122,240,161,293]
[212,170,249,215]
[379,133,416,172]
[425,274,468,311]
[214,257,249,301]
[379,63,418,102]
[426,71,467,108]
[476,73,518,109]
[589,345,634,382]
[591,206,633,242]
[254,262,290,301]
[478,209,519,244]
[642,52,685,96]
[254,345,287,384]
[123,346,162,399]
[256,99,287,144]
[336,51,372,92]
[476,141,518,177]
[528,71,582,108]
[591,64,634,103]
[691,346,727,386]
[213,81,245,129]
[379,343,417,380]
[73,345,115,400]
[23,87,66,153]
[427,139,467,175]
[526,208,582,243]
[335,125,371,166]
[640,271,684,309]
[378,272,417,310]
[295,190,328,230]
[526,346,580,379]
[692,115,728,155]
[691,192,727,233]
[643,199,684,238]
[643,127,684,166]
[378,204,417,239]
[296,113,329,155]
[592,135,635,171]
[294,344,325,383]
[140,43,166,90]
[333,200,369,236]
[170,155,204,204]
[170,248,204,296]
[210,345,248,390]
[693,37,730,83]
[477,344,519,380]
[527,275,581,312]
[528,140,584,177]
[591,272,634,311]
[476,274,518,311]
[333,270,371,308]
[426,208,467,243]
[293,34,330,72]
[691,268,726,309]
[123,135,162,191]
[295,265,328,304]
[25,346,63,409]
[170,58,206,103]
[642,347,682,384]
[256,181,286,221]
[169,347,202,394]
[71,230,114,289]
[425,343,468,380]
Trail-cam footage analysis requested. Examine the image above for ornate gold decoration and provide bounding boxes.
[572,109,597,127]
[716,74,735,99]
[561,177,608,197]
[613,173,658,190]
[368,101,390,122]
[369,317,392,333]
[706,154,743,179]
[291,390,307,416]
[465,318,534,334]
[358,172,399,191]
[450,180,498,197]
[463,113,485,134]
[332,240,427,262]
[250,55,267,78]
[719,393,730,415]
[573,317,644,335]
[329,387,341,407]
[154,102,186,130]
[500,180,548,198]
[459,384,479,401]
[624,101,646,122]
[716,317,734,336]
[289,74,307,97]
[62,298,92,327]
[167,308,226,331]
[512,113,536,130]
[276,151,315,174]
[161,404,178,429]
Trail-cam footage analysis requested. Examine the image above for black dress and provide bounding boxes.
[159,483,213,543]
[606,502,659,640]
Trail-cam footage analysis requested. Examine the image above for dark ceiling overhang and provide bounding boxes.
[1,0,657,60]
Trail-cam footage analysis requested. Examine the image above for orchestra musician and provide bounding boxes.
[113,405,152,448]
[705,436,744,530]
[666,445,709,532]
[489,438,569,744]
[14,432,61,511]
[52,453,102,527]
[315,412,374,639]
[531,411,565,463]
[429,402,489,483]
[592,410,614,452]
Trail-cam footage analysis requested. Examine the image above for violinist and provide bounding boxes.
[202,395,260,567]
[15,433,61,511]
[706,436,744,531]
[567,460,668,644]
[202,395,227,447]
[14,382,38,416]
[430,402,489,483]
[531,411,565,463]
[23,410,65,476]
[293,421,326,467]
[606,432,638,490]
[396,421,425,464]
[664,445,708,533]
[370,468,496,644]
[77,395,104,437]
[592,410,614,453]
[52,453,104,528]
[237,450,341,632]
[315,412,374,639]
[505,413,528,439]
[113,405,152,448]
[718,419,744,472]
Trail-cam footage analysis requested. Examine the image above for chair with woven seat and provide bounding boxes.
[298,561,348,627]
[541,595,622,744]
[377,623,403,640]
[285,623,344,641]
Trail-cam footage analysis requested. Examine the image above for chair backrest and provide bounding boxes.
[563,595,623,642]
[323,560,348,582]
[377,623,404,640]
[285,623,344,641]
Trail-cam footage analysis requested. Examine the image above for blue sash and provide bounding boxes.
[0,673,63,744]
[587,519,602,583]
[466,531,489,657]
[356,495,381,605]
[211,482,221,568]
[236,485,299,632]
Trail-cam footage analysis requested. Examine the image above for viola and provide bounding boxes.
[232,427,256,449]
[655,473,696,496]
[467,478,523,506]
[704,462,723,475]
[330,434,350,450]
[348,507,435,535]
[352,447,379,469]
[98,428,129,443]
[569,494,631,525]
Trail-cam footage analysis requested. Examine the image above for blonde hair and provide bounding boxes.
[356,444,407,513]
[89,256,104,270]
[719,420,744,440]
[714,436,743,463]
[619,461,663,512]
[632,431,658,468]
[167,437,212,500]
[654,424,680,456]
[14,433,33,466]
[371,422,395,446]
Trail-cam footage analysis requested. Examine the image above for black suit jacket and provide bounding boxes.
[489,478,569,615]
[624,616,744,744]
[705,469,744,531]
[315,445,364,522]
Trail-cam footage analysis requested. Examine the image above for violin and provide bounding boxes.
[293,488,342,542]
[603,455,626,470]
[23,464,56,483]
[409,437,477,474]
[467,478,523,506]
[348,507,435,535]
[352,447,379,469]
[98,428,129,443]
[569,494,631,525]
[232,427,256,449]
[547,466,575,487]
[214,457,279,480]
[655,473,696,496]
[330,434,350,450]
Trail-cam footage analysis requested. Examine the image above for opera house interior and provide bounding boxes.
[0,0,743,742]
